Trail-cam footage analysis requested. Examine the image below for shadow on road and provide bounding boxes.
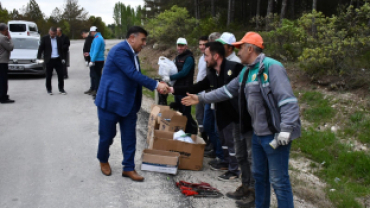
[8,74,46,80]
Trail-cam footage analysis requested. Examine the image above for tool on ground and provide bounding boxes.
[176,180,223,197]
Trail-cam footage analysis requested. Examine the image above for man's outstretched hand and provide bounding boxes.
[157,81,168,94]
[181,93,199,106]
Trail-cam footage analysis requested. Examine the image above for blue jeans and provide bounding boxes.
[97,107,138,171]
[203,104,223,160]
[252,134,294,208]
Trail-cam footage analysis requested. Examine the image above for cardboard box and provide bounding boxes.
[159,109,187,132]
[147,105,170,145]
[151,130,206,171]
[141,149,180,175]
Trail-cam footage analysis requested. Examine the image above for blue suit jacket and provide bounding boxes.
[95,41,157,117]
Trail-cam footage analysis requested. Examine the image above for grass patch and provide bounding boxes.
[299,91,335,124]
[343,111,370,145]
[292,128,370,207]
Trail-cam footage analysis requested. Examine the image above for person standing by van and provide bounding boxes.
[57,27,70,79]
[0,23,14,104]
[37,27,66,95]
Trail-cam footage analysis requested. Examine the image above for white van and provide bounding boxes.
[8,34,45,75]
[8,20,40,37]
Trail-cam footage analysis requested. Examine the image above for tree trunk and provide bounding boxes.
[312,0,317,38]
[266,0,274,30]
[241,0,246,23]
[312,0,317,11]
[227,0,235,26]
[256,0,261,29]
[211,0,216,17]
[194,0,200,19]
[280,0,288,24]
[289,0,295,19]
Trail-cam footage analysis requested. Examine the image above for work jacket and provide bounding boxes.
[173,50,194,87]
[199,53,301,139]
[0,33,13,63]
[174,59,243,130]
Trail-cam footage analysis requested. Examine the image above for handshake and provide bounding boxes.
[156,82,174,94]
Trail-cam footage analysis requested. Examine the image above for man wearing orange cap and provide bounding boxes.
[181,32,301,208]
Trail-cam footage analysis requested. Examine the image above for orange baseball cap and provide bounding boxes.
[231,32,264,49]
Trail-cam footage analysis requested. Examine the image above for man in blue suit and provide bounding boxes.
[95,26,168,181]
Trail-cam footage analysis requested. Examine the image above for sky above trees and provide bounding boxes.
[1,0,144,24]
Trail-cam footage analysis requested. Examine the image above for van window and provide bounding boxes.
[13,38,39,50]
[29,24,38,32]
[9,24,26,32]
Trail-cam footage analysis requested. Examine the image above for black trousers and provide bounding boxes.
[46,58,64,91]
[93,61,104,91]
[63,50,69,76]
[62,64,68,76]
[175,95,198,135]
[0,63,9,101]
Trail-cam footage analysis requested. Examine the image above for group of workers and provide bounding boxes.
[95,25,301,208]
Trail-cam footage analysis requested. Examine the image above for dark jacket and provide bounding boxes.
[83,34,94,62]
[37,35,64,64]
[173,50,194,87]
[59,34,70,53]
[173,59,243,130]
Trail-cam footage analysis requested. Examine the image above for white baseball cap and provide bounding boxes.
[176,37,187,45]
[216,32,236,45]
[90,26,97,32]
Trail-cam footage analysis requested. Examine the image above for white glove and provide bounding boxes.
[85,62,89,67]
[37,59,44,64]
[61,59,66,64]
[162,76,170,82]
[89,62,95,67]
[276,132,291,145]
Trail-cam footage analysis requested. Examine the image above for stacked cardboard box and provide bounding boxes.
[141,105,206,174]
[141,149,180,175]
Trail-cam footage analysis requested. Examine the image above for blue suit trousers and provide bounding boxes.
[97,107,138,171]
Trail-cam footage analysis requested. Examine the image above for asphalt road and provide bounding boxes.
[0,40,192,208]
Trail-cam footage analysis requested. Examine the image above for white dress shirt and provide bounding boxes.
[197,54,207,82]
[226,51,241,63]
[127,41,139,71]
[50,37,59,58]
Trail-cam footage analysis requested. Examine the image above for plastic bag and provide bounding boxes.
[158,56,178,76]
[173,130,195,144]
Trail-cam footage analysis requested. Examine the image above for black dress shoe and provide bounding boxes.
[0,99,15,104]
